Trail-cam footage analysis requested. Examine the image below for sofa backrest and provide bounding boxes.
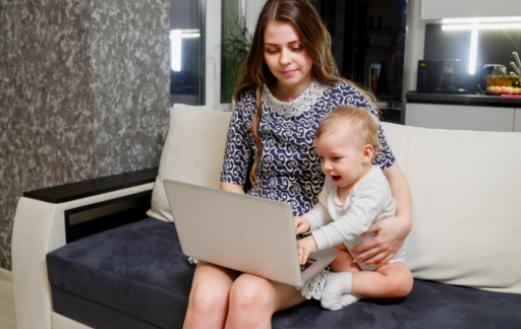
[149,104,521,294]
[383,122,521,294]
[148,104,232,221]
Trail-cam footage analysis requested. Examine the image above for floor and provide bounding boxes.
[0,269,16,329]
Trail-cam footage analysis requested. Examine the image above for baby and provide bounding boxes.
[295,105,413,310]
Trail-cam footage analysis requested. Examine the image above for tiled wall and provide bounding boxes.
[0,0,171,270]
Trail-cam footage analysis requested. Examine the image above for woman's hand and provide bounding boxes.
[220,182,245,194]
[297,236,318,265]
[352,164,412,266]
[351,213,410,266]
[293,216,310,235]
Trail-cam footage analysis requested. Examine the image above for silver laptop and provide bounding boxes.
[163,179,338,287]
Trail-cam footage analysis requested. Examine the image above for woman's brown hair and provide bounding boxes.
[233,0,342,184]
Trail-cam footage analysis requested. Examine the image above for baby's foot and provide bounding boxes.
[320,272,358,311]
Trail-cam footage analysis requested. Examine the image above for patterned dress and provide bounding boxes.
[220,80,396,217]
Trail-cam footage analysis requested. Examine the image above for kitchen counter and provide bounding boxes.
[406,91,521,108]
[405,92,521,132]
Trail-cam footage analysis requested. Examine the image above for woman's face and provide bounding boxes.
[263,21,313,97]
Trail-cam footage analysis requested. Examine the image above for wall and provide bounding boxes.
[421,0,521,20]
[0,0,170,270]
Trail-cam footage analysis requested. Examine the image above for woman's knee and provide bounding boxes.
[188,265,234,314]
[229,274,273,311]
[189,283,229,314]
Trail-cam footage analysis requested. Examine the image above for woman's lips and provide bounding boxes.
[280,69,297,77]
[331,175,341,181]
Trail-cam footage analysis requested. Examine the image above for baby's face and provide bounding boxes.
[315,122,372,189]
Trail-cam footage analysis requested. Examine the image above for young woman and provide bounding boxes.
[183,0,411,328]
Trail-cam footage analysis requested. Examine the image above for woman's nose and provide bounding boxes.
[279,48,291,65]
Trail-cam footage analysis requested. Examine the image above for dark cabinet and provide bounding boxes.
[312,0,408,123]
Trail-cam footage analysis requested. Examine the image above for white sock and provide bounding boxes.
[321,272,359,311]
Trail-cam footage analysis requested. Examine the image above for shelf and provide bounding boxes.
[406,91,521,108]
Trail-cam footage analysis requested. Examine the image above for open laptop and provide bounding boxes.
[163,179,338,287]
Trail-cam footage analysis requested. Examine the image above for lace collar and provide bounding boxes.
[262,80,327,117]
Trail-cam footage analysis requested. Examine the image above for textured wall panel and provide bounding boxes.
[0,0,170,270]
[89,0,170,177]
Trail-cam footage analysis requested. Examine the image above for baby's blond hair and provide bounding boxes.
[316,106,381,158]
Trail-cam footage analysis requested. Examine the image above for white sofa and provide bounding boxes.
[12,104,521,329]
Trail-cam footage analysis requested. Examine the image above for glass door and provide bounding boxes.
[170,0,206,105]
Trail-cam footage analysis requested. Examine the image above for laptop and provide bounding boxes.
[163,179,338,287]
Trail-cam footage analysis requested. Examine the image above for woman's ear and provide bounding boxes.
[362,144,375,164]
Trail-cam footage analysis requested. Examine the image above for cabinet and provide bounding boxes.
[421,0,521,20]
[405,103,516,132]
[515,109,521,132]
[313,0,407,112]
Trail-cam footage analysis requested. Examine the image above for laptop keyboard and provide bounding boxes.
[300,258,317,272]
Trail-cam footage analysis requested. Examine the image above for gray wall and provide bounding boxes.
[0,0,171,270]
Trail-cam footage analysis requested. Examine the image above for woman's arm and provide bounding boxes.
[220,182,246,194]
[351,164,411,266]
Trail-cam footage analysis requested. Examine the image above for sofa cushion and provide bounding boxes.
[147,104,232,222]
[275,279,521,329]
[47,218,521,329]
[382,122,521,294]
[47,218,193,329]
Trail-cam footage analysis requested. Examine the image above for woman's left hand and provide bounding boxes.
[351,213,410,266]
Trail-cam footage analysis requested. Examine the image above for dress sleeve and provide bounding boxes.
[219,94,255,185]
[374,124,396,169]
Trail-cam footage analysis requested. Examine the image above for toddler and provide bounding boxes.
[295,106,413,310]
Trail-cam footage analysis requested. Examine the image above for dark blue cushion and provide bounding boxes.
[47,218,193,329]
[274,279,521,329]
[47,218,521,329]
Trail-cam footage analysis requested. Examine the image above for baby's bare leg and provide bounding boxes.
[321,257,413,310]
[329,244,361,273]
[351,262,413,299]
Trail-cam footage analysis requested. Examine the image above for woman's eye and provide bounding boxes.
[291,46,302,52]
[264,48,278,54]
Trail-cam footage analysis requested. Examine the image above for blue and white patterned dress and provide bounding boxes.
[220,80,395,217]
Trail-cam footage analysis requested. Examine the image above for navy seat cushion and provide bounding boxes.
[47,218,521,329]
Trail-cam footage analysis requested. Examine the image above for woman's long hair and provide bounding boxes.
[233,0,342,184]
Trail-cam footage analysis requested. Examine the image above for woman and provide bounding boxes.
[183,0,411,328]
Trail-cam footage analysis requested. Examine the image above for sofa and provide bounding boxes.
[12,103,521,329]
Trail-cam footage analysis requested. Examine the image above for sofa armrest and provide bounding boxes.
[11,168,157,329]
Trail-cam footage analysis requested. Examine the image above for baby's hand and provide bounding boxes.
[294,216,310,235]
[297,236,318,265]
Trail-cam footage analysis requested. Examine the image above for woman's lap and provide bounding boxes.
[190,262,305,312]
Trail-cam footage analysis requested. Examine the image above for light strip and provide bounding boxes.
[442,16,521,24]
[468,23,479,75]
[169,29,201,72]
[478,23,521,30]
[442,23,521,31]
[441,24,473,31]
[170,30,182,72]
